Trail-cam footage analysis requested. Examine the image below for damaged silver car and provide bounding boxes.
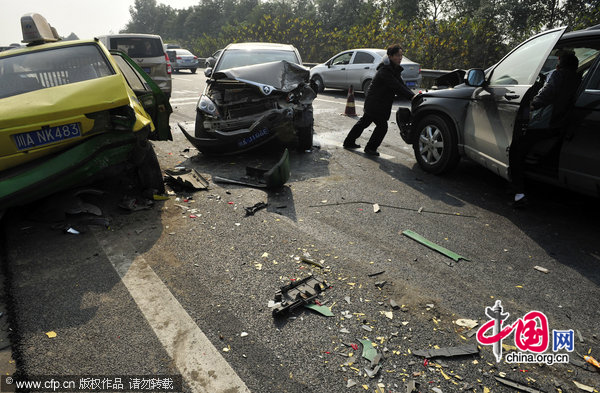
[179,43,316,154]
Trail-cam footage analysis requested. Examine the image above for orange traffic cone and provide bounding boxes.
[343,85,357,117]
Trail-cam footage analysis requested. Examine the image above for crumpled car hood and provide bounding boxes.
[213,60,310,95]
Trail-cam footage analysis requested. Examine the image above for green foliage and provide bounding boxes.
[122,0,596,69]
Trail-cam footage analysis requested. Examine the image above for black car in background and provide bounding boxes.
[397,25,600,197]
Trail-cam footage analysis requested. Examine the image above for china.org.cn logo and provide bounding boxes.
[476,300,572,364]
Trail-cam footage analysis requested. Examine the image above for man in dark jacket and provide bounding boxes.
[510,52,582,207]
[343,44,416,156]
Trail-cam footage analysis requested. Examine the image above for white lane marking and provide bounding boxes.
[315,97,364,108]
[94,230,250,393]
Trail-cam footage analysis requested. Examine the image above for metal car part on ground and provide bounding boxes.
[395,25,600,197]
[181,59,316,155]
[0,14,172,210]
[271,275,328,317]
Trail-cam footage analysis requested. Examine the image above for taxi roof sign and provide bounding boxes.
[21,13,59,44]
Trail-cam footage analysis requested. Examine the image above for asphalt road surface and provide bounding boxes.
[1,70,599,393]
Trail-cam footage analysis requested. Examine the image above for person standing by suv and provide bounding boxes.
[343,44,416,156]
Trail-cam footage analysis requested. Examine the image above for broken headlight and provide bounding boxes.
[198,95,220,118]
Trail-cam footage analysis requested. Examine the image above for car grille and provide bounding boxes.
[224,100,277,119]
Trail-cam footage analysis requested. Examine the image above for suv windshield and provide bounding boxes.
[109,37,164,58]
[0,44,114,99]
[215,49,299,71]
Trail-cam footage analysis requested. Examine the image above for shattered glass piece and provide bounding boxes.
[347,379,357,388]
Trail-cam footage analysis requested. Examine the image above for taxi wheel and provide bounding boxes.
[137,145,165,194]
[413,114,459,174]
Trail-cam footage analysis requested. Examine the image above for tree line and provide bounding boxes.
[122,0,599,70]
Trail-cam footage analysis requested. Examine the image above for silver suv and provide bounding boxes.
[97,34,172,97]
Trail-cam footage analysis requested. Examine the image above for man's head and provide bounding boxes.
[387,44,403,66]
[557,52,578,71]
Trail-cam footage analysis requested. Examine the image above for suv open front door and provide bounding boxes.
[462,27,567,179]
[110,50,173,141]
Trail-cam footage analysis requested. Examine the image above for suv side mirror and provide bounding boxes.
[465,68,486,87]
[204,68,212,77]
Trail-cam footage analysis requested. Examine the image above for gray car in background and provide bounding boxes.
[167,48,199,73]
[310,48,421,94]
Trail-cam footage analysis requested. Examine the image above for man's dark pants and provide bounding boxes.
[344,114,388,151]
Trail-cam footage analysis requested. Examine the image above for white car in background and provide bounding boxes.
[310,48,422,94]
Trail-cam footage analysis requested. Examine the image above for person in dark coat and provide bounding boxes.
[510,52,582,207]
[343,44,416,156]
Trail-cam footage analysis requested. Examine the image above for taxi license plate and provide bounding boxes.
[13,122,82,151]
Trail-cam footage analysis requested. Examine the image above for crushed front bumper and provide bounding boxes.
[180,108,302,155]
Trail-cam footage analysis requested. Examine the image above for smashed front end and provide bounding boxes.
[180,60,316,154]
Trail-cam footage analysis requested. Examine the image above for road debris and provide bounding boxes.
[305,303,334,317]
[301,255,324,269]
[406,380,418,393]
[367,271,385,277]
[402,230,469,263]
[454,319,478,329]
[373,203,381,213]
[244,202,268,216]
[533,266,549,274]
[213,148,290,189]
[374,281,386,288]
[584,355,600,369]
[359,339,378,362]
[271,275,328,316]
[45,331,57,338]
[412,344,479,358]
[164,167,209,191]
[573,381,595,392]
[494,376,544,393]
[347,379,357,388]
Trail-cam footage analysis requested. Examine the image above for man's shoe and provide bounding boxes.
[343,142,361,149]
[364,148,380,156]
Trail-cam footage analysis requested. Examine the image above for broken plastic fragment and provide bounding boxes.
[65,228,80,235]
[572,381,594,392]
[305,303,334,317]
[339,328,350,334]
[533,265,549,274]
[383,311,393,320]
[402,230,469,262]
[455,319,478,329]
[359,339,378,362]
[364,365,381,378]
[245,202,268,216]
[373,204,381,213]
[45,331,57,338]
[412,344,479,358]
[495,376,545,393]
[347,379,357,388]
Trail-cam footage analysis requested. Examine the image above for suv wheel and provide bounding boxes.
[413,114,459,174]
